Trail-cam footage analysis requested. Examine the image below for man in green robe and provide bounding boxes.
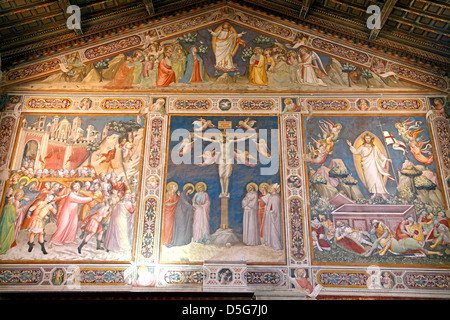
[0,197,16,254]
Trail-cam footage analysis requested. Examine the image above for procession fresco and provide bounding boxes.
[0,114,145,262]
[304,115,450,266]
[14,22,423,92]
[160,115,284,264]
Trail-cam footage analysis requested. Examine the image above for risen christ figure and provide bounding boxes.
[347,133,392,200]
[194,131,256,197]
[208,22,246,72]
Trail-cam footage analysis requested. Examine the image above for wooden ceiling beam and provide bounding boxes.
[0,11,64,32]
[388,16,449,35]
[369,0,398,40]
[142,0,155,15]
[299,0,315,18]
[0,1,58,16]
[393,5,450,23]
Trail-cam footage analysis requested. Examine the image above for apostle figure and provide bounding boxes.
[242,183,260,246]
[156,45,176,87]
[162,182,179,245]
[192,182,211,243]
[263,183,283,250]
[258,183,270,240]
[167,184,194,247]
[103,192,135,252]
[49,181,93,248]
[347,132,393,200]
[208,22,246,72]
[179,46,206,84]
[249,47,268,86]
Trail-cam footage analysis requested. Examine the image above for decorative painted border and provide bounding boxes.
[6,59,61,83]
[305,99,349,111]
[310,38,370,66]
[83,35,142,60]
[0,116,16,168]
[390,64,448,90]
[0,268,43,285]
[100,98,144,110]
[26,98,72,110]
[238,99,276,111]
[172,98,212,111]
[377,98,423,111]
[317,270,368,288]
[77,268,126,286]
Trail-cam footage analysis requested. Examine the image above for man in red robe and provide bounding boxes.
[156,46,176,87]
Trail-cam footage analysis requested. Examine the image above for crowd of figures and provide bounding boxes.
[58,23,328,89]
[0,167,138,256]
[311,213,449,257]
[94,31,328,89]
[163,181,283,250]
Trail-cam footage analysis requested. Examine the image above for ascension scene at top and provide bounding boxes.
[13,22,424,92]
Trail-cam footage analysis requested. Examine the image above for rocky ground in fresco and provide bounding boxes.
[160,240,285,264]
[0,226,132,262]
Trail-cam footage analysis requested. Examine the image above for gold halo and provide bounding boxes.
[18,176,30,185]
[195,182,207,192]
[294,268,306,278]
[166,181,178,192]
[259,182,270,192]
[246,182,258,192]
[183,183,195,194]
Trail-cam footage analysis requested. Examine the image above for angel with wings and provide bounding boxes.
[234,149,258,167]
[319,119,342,142]
[193,118,215,132]
[236,118,257,131]
[177,138,195,156]
[253,138,271,158]
[297,47,328,87]
[395,118,433,165]
[304,138,330,165]
[195,150,219,167]
[394,118,423,143]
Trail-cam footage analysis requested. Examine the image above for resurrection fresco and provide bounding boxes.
[12,22,424,93]
[303,115,449,267]
[0,114,146,262]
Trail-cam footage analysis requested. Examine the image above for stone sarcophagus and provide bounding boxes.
[331,204,416,232]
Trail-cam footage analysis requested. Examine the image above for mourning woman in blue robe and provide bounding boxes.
[179,46,206,84]
[166,185,194,247]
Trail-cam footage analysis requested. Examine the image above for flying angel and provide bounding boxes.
[234,149,258,167]
[236,118,257,131]
[178,138,195,156]
[193,118,215,132]
[253,138,271,158]
[319,119,342,141]
[196,150,219,167]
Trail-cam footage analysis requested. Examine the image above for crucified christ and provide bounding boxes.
[194,130,257,197]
